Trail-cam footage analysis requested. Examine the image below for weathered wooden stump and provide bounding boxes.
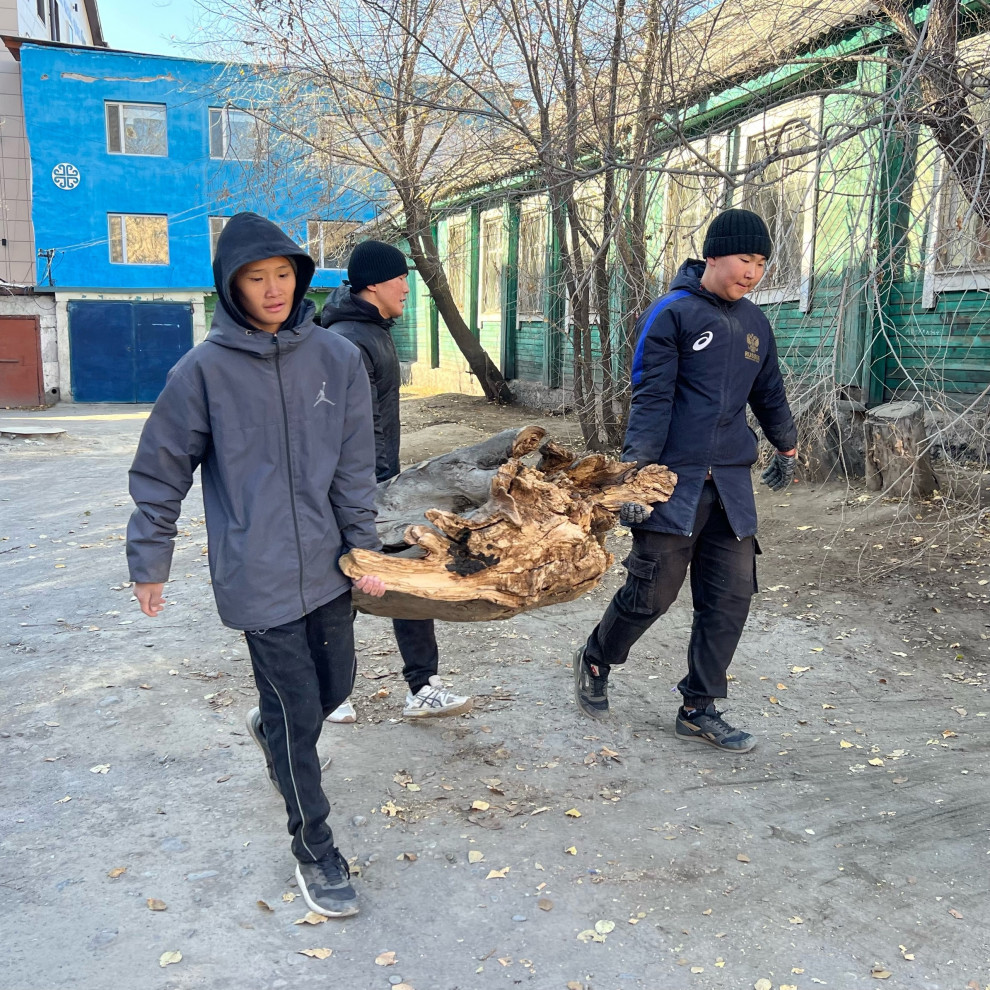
[341,428,678,621]
[864,400,938,498]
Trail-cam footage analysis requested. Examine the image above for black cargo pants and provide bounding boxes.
[244,592,356,863]
[584,481,757,708]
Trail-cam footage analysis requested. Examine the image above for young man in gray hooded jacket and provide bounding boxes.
[126,211,385,919]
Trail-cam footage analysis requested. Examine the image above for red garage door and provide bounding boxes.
[0,316,44,408]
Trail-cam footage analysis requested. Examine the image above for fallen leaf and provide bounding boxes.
[702,908,712,915]
[282,891,297,902]
[397,852,417,861]
[790,665,811,673]
[565,808,582,818]
[471,800,490,811]
[530,806,550,816]
[564,846,577,855]
[299,948,332,959]
[485,867,509,879]
[755,979,773,990]
[537,897,553,911]
[948,908,963,919]
[769,696,779,704]
[147,898,167,911]
[159,951,182,968]
[822,703,835,710]
[107,867,127,878]
[567,983,583,990]
[375,950,397,966]
[594,920,615,934]
[942,729,958,739]
[691,967,704,974]
[468,850,485,864]
[576,929,606,943]
[294,911,329,926]
[256,899,273,912]
[381,801,404,817]
[898,944,914,961]
[498,957,512,966]
[810,647,824,652]
[868,758,885,766]
[839,740,854,749]
[216,774,232,783]
[736,853,751,863]
[788,915,803,924]
[871,968,892,979]
[90,764,111,774]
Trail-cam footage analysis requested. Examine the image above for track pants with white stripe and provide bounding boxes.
[244,592,356,863]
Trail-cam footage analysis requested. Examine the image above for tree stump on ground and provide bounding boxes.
[340,429,677,621]
[864,400,937,498]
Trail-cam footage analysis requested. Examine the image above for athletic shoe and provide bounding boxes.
[295,847,359,918]
[245,707,282,795]
[674,704,756,752]
[402,676,473,718]
[573,646,610,719]
[326,700,357,723]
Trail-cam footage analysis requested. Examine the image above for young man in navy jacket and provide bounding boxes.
[573,209,797,753]
[127,213,386,919]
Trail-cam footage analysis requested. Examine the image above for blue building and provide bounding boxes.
[6,38,374,402]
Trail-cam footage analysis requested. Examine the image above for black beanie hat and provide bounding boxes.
[702,209,773,260]
[347,240,409,292]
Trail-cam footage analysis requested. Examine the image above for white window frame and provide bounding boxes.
[209,107,265,161]
[209,216,231,260]
[479,209,505,318]
[108,213,169,266]
[105,101,168,157]
[738,98,822,311]
[516,197,548,319]
[444,215,470,314]
[307,220,358,270]
[660,135,728,288]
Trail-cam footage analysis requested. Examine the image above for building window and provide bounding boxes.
[209,107,266,160]
[36,0,46,23]
[106,102,168,157]
[480,213,504,315]
[740,114,818,300]
[209,217,231,259]
[662,139,725,286]
[108,214,169,265]
[517,206,546,316]
[445,217,469,312]
[50,0,61,40]
[307,220,358,269]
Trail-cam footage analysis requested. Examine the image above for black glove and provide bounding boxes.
[761,451,796,492]
[619,502,650,525]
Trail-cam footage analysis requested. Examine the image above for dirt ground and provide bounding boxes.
[1,395,988,990]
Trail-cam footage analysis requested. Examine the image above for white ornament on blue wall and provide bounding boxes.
[52,163,81,190]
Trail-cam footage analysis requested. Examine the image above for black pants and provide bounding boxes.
[584,482,756,707]
[244,592,356,863]
[392,619,438,696]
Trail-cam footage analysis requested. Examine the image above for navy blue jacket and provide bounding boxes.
[622,259,797,538]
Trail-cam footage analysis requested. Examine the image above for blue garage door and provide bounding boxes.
[69,300,193,402]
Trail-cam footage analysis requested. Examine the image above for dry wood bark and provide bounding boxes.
[864,400,938,498]
[341,428,677,621]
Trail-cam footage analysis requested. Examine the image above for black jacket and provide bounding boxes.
[321,286,401,482]
[127,212,380,629]
[623,259,797,538]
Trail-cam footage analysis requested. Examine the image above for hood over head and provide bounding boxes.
[212,212,317,334]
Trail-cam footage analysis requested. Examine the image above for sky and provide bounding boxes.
[95,0,212,57]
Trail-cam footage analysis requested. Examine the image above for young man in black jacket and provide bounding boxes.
[127,213,387,918]
[573,209,797,753]
[321,240,473,719]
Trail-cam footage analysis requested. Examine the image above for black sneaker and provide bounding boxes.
[245,707,282,795]
[675,704,756,753]
[573,646,610,719]
[295,847,359,918]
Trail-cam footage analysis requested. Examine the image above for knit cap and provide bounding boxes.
[347,240,410,291]
[702,209,773,260]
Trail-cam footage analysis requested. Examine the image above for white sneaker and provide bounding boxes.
[402,676,473,719]
[326,699,356,724]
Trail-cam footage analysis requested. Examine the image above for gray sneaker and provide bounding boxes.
[245,707,281,795]
[402,676,473,718]
[295,847,359,918]
[674,705,755,752]
[573,646,610,719]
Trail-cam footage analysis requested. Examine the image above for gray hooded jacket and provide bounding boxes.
[126,212,380,630]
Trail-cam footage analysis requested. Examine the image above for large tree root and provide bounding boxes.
[340,427,677,621]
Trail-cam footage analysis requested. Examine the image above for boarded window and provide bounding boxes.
[742,121,812,291]
[106,103,167,156]
[209,108,266,160]
[480,214,504,314]
[517,209,546,316]
[108,214,169,265]
[446,218,468,312]
[307,220,359,269]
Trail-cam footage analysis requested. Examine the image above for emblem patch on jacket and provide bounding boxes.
[744,333,760,363]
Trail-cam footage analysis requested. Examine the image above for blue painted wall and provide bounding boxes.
[21,44,376,291]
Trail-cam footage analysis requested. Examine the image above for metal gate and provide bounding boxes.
[68,301,193,403]
[0,316,45,408]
